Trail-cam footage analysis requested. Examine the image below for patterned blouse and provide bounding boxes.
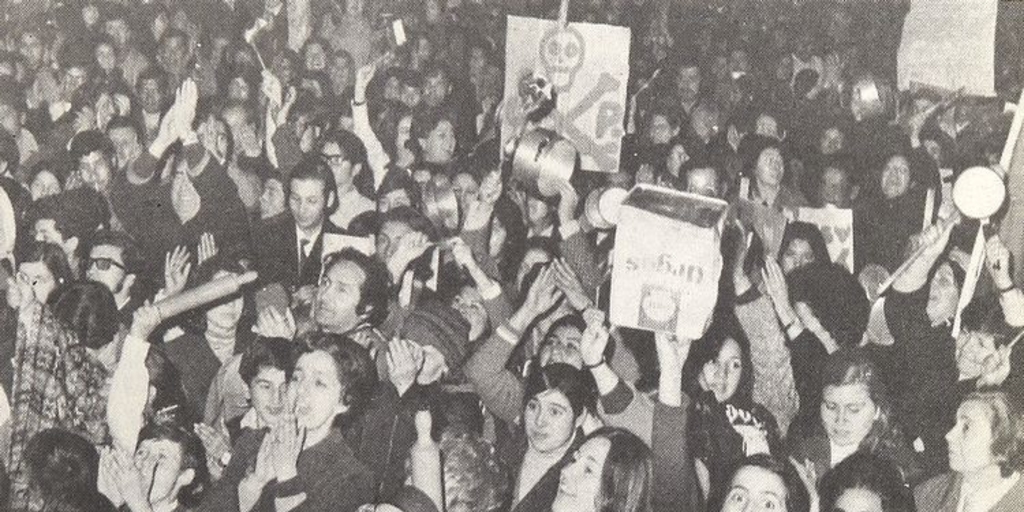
[6,306,110,512]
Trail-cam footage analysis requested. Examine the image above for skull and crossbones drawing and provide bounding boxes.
[539,25,585,92]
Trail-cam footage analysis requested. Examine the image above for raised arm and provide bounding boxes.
[986,235,1024,327]
[464,266,562,423]
[351,60,391,192]
[651,332,701,512]
[892,217,958,294]
[107,304,161,453]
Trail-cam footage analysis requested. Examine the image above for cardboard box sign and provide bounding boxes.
[610,186,729,339]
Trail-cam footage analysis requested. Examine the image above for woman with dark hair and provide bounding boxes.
[25,429,101,504]
[162,257,254,421]
[7,281,120,510]
[9,242,74,307]
[719,454,811,512]
[778,222,830,276]
[681,317,784,504]
[200,332,377,512]
[410,108,458,177]
[507,362,594,512]
[789,349,921,485]
[819,452,915,512]
[853,146,937,272]
[915,391,1024,511]
[550,427,653,512]
[588,313,781,508]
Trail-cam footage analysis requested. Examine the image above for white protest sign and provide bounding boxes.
[502,16,630,173]
[797,207,855,273]
[610,186,728,339]
[897,0,998,96]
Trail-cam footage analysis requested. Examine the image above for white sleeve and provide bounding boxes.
[106,334,150,453]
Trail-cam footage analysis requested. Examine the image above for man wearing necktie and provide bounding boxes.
[254,156,344,290]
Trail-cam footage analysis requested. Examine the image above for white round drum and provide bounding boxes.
[952,166,1006,219]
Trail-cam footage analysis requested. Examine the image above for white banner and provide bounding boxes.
[501,16,630,173]
[897,0,998,96]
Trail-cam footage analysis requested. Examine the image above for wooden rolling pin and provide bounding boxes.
[155,271,258,320]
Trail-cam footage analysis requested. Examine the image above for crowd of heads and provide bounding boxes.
[0,0,1020,512]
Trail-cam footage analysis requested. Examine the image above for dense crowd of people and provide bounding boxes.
[0,0,1021,511]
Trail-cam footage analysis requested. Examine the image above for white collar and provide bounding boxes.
[296,223,323,245]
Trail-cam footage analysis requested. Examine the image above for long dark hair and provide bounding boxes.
[681,313,754,405]
[818,452,914,512]
[48,281,118,350]
[18,241,74,289]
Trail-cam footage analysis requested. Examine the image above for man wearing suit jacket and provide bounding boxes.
[255,156,343,290]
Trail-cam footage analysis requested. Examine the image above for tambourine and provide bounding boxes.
[952,166,1006,220]
[421,179,461,236]
[584,186,629,230]
[512,128,578,197]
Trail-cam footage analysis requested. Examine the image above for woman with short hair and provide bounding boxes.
[914,391,1024,511]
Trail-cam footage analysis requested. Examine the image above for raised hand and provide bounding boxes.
[448,237,478,271]
[552,258,592,311]
[762,258,794,320]
[174,79,199,138]
[655,332,692,407]
[461,171,502,232]
[579,308,609,367]
[387,232,432,279]
[985,235,1014,290]
[654,332,693,374]
[522,265,563,316]
[261,69,283,106]
[129,302,162,341]
[194,422,231,481]
[386,337,425,397]
[111,448,151,512]
[163,245,192,297]
[269,415,305,481]
[276,86,298,127]
[197,232,218,266]
[253,306,297,340]
[353,61,378,104]
[556,180,579,225]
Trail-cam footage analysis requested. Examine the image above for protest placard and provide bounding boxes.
[897,0,998,96]
[501,16,630,173]
[610,186,728,339]
[797,207,855,272]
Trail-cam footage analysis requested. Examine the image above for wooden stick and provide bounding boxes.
[877,215,958,295]
[558,0,570,26]
[1000,88,1024,170]
[155,271,258,320]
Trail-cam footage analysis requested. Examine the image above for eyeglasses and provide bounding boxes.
[89,257,126,271]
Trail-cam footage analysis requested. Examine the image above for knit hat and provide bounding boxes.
[400,300,470,370]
